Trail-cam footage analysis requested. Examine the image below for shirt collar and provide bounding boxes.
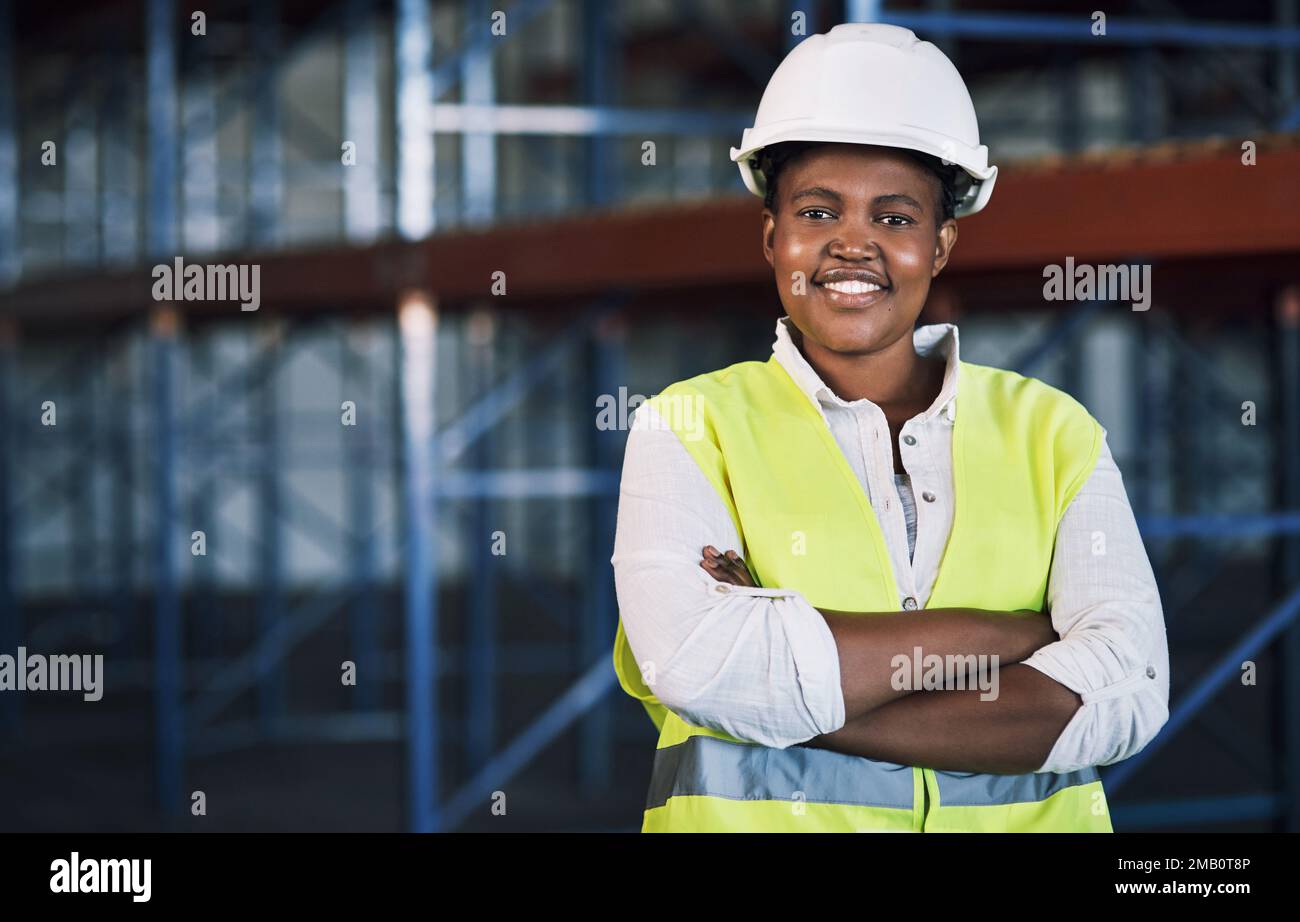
[771,315,961,425]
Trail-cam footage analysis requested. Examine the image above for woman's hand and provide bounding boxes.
[700,545,759,588]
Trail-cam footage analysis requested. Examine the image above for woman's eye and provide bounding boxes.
[879,214,915,226]
[799,208,835,220]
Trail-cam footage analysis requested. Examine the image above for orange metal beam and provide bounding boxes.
[3,141,1297,325]
[952,142,1300,269]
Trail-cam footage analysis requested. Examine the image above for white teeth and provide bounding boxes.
[822,280,883,294]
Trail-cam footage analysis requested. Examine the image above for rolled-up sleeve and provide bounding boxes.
[610,403,846,749]
[1023,432,1170,773]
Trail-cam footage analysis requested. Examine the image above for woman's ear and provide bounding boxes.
[761,209,777,268]
[930,218,959,277]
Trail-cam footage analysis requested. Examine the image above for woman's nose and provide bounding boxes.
[827,233,880,261]
[825,211,882,259]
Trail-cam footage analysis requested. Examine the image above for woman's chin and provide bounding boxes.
[809,317,898,356]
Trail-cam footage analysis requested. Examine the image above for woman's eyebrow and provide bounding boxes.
[789,187,925,210]
[790,185,843,204]
[873,193,924,210]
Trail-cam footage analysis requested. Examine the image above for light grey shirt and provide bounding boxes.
[894,473,916,563]
[610,316,1170,773]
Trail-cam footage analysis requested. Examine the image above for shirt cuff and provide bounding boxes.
[707,582,848,739]
[765,589,847,738]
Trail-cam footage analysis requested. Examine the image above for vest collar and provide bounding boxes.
[771,316,961,426]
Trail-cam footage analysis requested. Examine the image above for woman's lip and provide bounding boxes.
[816,281,891,308]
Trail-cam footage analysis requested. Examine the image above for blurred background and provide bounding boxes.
[0,0,1298,832]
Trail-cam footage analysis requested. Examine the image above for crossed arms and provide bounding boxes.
[703,546,1081,774]
[611,407,1170,775]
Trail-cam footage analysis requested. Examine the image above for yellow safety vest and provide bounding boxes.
[612,354,1111,832]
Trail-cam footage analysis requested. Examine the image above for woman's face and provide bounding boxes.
[761,143,958,356]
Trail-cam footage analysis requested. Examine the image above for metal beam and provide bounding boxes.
[579,319,625,792]
[1281,0,1299,122]
[844,0,884,23]
[880,10,1300,48]
[466,310,497,770]
[439,657,617,831]
[1136,0,1280,125]
[397,290,439,832]
[146,0,178,259]
[676,0,777,86]
[462,0,496,225]
[190,572,369,727]
[248,0,282,247]
[1277,284,1300,831]
[435,299,625,466]
[100,36,137,266]
[582,0,620,206]
[149,306,184,817]
[256,322,286,731]
[190,334,219,661]
[109,334,138,662]
[63,77,98,266]
[429,0,556,101]
[0,321,18,739]
[5,145,1299,319]
[396,0,435,239]
[344,0,382,241]
[427,103,752,136]
[0,0,21,286]
[1011,298,1109,375]
[1105,582,1300,791]
[1136,511,1300,539]
[345,322,380,711]
[182,52,220,253]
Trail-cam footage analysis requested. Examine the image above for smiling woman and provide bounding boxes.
[758,143,956,415]
[609,22,1169,834]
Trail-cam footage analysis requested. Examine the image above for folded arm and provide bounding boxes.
[805,663,1082,773]
[611,408,844,748]
[1017,435,1169,771]
[612,404,1056,749]
[806,436,1170,773]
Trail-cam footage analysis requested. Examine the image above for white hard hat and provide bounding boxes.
[730,22,997,217]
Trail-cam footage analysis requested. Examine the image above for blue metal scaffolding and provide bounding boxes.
[0,0,1298,833]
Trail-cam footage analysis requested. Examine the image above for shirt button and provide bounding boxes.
[921,491,936,503]
[902,596,918,610]
[902,434,917,446]
[1146,665,1157,679]
[714,583,731,594]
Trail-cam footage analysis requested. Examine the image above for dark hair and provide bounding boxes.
[754,140,962,222]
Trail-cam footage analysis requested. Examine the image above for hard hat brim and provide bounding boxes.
[730,129,997,218]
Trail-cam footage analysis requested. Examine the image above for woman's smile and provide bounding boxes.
[816,267,892,308]
[818,284,890,309]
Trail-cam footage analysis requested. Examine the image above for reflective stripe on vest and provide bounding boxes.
[648,735,915,811]
[613,355,1108,832]
[929,766,1102,807]
[649,735,1102,811]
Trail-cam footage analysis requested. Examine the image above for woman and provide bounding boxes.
[610,23,1168,832]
